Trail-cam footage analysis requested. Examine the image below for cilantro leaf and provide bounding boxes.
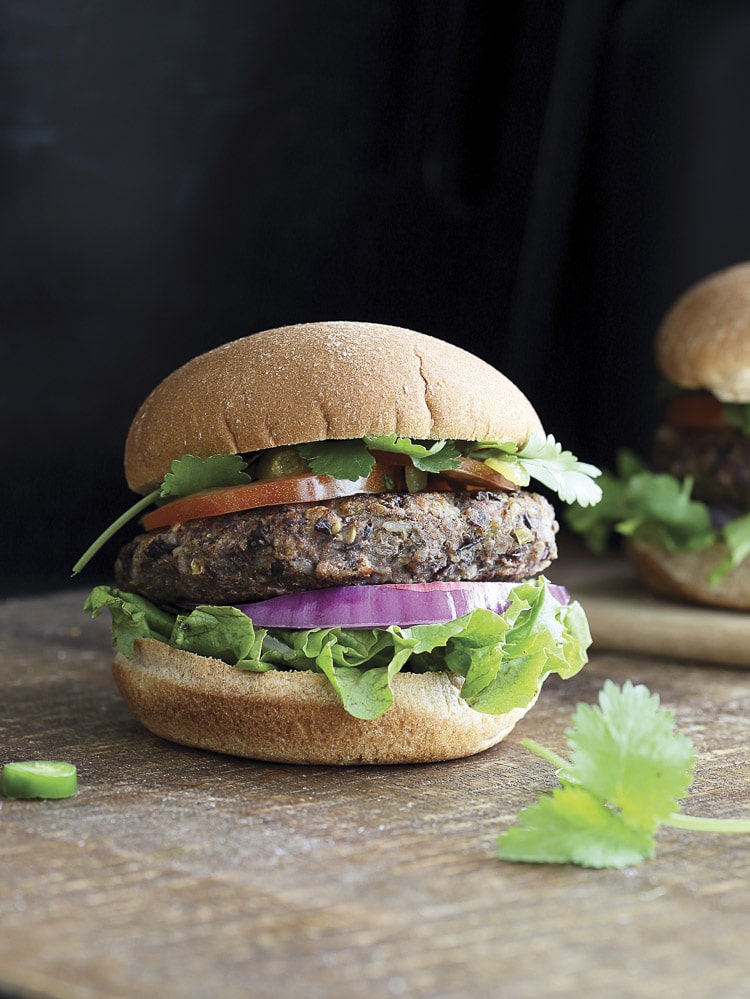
[563,681,695,832]
[565,450,712,552]
[297,440,375,481]
[565,461,639,554]
[498,784,655,869]
[72,452,252,575]
[709,511,750,584]
[467,433,603,506]
[160,453,250,498]
[497,680,750,869]
[515,433,603,506]
[616,472,711,551]
[364,435,461,473]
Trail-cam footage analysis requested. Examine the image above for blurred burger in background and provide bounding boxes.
[568,261,750,609]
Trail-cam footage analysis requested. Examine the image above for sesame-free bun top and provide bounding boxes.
[125,321,544,493]
[655,261,750,402]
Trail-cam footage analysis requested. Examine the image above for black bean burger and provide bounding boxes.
[569,262,750,609]
[79,321,601,764]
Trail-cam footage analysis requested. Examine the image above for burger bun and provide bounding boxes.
[112,639,536,765]
[124,321,543,494]
[626,537,750,611]
[656,261,750,402]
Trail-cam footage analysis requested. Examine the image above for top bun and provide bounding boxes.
[655,261,750,402]
[125,321,543,493]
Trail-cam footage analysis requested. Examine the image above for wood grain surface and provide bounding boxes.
[2,578,750,999]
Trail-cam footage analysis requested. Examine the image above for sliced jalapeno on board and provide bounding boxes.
[1,761,78,799]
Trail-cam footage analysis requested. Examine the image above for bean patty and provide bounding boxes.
[115,490,559,607]
[653,424,750,509]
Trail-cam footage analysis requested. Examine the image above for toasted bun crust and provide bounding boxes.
[112,638,535,765]
[655,261,750,401]
[124,321,543,493]
[626,537,750,611]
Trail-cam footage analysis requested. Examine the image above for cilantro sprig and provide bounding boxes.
[497,680,750,868]
[466,432,602,507]
[159,454,251,496]
[72,454,251,576]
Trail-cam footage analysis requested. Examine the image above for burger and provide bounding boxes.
[568,261,750,609]
[79,321,601,764]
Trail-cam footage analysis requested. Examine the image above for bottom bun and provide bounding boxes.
[626,537,750,611]
[112,638,535,765]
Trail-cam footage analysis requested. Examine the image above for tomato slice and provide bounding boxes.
[141,453,517,531]
[435,456,519,492]
[665,392,728,429]
[142,465,401,531]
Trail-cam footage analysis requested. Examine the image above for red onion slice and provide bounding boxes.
[547,583,570,607]
[235,580,569,630]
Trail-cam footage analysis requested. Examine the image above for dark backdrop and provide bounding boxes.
[4,0,750,595]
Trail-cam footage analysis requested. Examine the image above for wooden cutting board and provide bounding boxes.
[3,587,750,999]
[565,549,750,668]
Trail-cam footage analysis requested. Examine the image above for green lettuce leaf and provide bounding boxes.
[84,586,176,656]
[85,577,591,721]
[709,511,750,584]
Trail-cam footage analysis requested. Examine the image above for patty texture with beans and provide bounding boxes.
[653,424,750,509]
[114,489,559,607]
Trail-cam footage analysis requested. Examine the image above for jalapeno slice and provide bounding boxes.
[1,761,78,799]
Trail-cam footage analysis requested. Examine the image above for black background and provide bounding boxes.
[4,0,750,595]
